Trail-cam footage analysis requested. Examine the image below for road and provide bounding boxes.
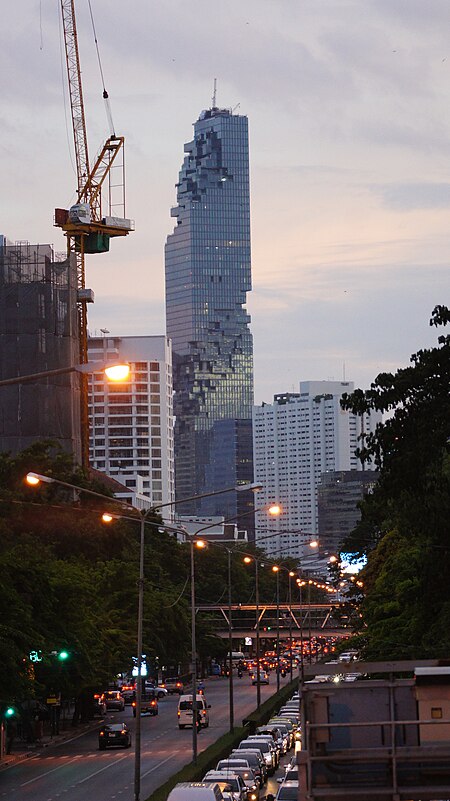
[0,674,292,801]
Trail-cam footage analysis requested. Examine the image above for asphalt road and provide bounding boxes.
[0,673,293,801]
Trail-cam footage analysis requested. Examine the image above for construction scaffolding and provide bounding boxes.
[0,241,81,462]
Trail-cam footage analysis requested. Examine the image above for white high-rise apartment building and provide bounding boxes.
[88,335,174,510]
[253,380,381,559]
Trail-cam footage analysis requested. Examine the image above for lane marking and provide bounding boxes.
[141,754,173,779]
[20,756,81,786]
[75,754,129,784]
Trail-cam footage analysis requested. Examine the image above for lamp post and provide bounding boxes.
[244,555,262,707]
[0,360,130,387]
[272,566,280,691]
[26,472,262,799]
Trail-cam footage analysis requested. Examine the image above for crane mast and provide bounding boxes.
[56,0,133,467]
[60,0,90,197]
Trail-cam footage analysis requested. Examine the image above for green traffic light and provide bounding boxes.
[58,650,69,661]
[5,707,15,717]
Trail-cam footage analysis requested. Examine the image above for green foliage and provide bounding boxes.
[340,306,450,659]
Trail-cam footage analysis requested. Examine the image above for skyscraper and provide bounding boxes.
[165,104,254,523]
[252,381,381,559]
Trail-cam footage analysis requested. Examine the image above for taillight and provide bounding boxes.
[177,711,180,717]
[99,732,105,737]
[121,729,127,735]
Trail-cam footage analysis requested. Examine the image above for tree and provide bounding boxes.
[340,306,450,658]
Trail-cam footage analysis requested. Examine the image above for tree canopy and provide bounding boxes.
[340,305,450,659]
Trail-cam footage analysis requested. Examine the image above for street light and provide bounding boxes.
[272,566,281,691]
[0,360,130,387]
[26,472,262,800]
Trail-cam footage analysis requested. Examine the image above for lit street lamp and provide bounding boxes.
[0,360,130,386]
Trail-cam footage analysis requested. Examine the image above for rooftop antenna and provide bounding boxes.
[212,77,217,108]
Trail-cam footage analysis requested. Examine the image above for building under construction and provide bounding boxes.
[0,238,81,461]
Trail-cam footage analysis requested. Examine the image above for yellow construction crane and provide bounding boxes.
[55,0,133,466]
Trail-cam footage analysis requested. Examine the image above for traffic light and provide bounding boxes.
[58,650,69,661]
[5,707,15,718]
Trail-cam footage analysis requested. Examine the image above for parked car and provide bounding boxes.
[98,722,131,750]
[102,690,125,711]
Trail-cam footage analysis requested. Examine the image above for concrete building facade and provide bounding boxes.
[318,469,379,555]
[165,104,254,527]
[252,381,381,560]
[87,335,174,510]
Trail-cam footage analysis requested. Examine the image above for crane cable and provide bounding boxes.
[87,0,116,137]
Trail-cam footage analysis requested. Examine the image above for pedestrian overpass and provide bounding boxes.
[196,602,350,642]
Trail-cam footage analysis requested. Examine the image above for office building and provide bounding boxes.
[87,335,174,510]
[252,381,381,559]
[317,469,379,555]
[0,238,81,460]
[165,104,254,525]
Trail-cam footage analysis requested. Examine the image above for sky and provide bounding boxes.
[1,0,450,405]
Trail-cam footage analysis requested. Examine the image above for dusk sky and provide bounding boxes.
[2,0,449,404]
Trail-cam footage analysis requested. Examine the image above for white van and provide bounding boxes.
[178,694,210,729]
[167,783,225,801]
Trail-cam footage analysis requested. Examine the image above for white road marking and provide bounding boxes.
[141,754,173,779]
[75,754,129,785]
[20,756,81,786]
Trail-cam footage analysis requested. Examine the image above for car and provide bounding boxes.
[230,750,267,784]
[160,677,184,694]
[120,683,136,703]
[216,760,261,788]
[145,682,169,699]
[167,783,230,801]
[132,692,158,717]
[98,722,131,750]
[236,739,275,775]
[92,693,106,716]
[203,771,247,801]
[178,694,210,728]
[275,781,298,801]
[102,690,125,711]
[214,767,259,800]
[251,671,269,686]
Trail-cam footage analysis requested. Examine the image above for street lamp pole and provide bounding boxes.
[227,548,234,732]
[255,558,261,708]
[273,567,280,692]
[134,513,146,801]
[288,571,294,682]
[190,538,198,764]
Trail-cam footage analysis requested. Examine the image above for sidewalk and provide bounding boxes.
[0,718,102,770]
